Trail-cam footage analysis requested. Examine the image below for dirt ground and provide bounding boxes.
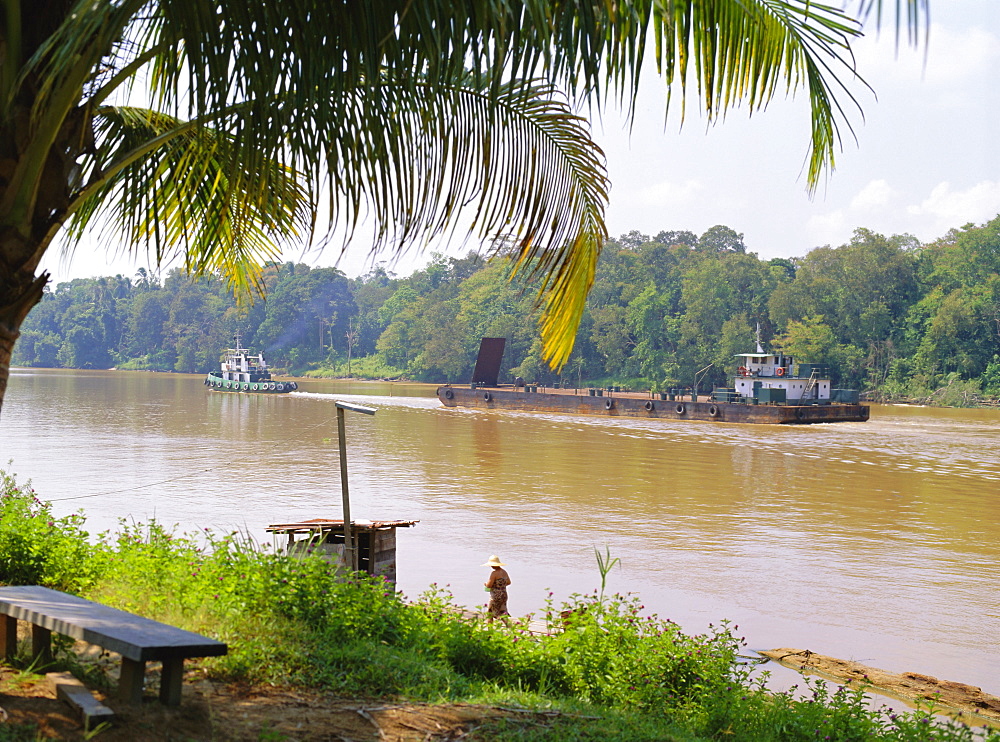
[0,664,518,741]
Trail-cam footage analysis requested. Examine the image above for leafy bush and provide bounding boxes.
[0,468,98,593]
[497,591,739,718]
[413,585,512,681]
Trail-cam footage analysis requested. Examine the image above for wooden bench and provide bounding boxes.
[0,585,227,706]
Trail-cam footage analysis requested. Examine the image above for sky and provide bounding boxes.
[39,1,1000,284]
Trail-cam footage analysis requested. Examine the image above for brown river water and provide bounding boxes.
[2,369,998,694]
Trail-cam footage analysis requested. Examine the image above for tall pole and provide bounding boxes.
[335,401,377,573]
[336,405,354,571]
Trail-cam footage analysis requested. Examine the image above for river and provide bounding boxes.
[2,368,998,694]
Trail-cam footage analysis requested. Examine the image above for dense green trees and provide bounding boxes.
[14,214,1000,405]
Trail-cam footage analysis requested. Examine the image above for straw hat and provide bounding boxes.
[482,555,505,567]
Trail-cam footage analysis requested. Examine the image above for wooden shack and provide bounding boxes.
[265,518,417,584]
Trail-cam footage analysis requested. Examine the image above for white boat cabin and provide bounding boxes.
[219,343,270,383]
[733,352,831,402]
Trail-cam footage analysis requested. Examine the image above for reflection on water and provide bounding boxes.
[2,369,999,692]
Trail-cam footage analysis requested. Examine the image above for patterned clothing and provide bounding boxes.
[488,576,510,617]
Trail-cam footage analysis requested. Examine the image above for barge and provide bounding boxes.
[435,339,869,424]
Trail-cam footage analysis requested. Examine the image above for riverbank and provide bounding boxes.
[761,649,1000,726]
[2,468,998,741]
[6,371,1000,699]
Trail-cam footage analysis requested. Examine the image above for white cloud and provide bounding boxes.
[850,179,897,212]
[804,178,1000,252]
[804,180,901,249]
[923,25,999,85]
[907,180,1000,225]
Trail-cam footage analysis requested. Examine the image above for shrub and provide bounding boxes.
[503,591,739,716]
[0,468,99,593]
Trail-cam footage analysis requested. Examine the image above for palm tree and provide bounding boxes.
[0,0,926,416]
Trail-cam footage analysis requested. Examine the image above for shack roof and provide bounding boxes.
[266,518,418,534]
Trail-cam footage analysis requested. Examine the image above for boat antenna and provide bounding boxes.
[755,322,764,354]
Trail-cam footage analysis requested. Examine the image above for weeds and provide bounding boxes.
[0,723,44,742]
[593,544,620,602]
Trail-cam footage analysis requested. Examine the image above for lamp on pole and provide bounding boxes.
[335,400,377,571]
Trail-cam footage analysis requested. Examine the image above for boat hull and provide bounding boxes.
[205,373,297,394]
[436,386,869,424]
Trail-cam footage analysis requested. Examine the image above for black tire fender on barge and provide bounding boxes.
[644,400,654,411]
[675,403,685,415]
[444,388,454,399]
[709,405,720,417]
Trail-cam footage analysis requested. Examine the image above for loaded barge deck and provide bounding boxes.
[436,385,869,424]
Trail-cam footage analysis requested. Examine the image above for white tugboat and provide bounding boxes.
[204,333,297,394]
[731,352,851,404]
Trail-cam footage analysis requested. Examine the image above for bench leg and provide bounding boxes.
[119,658,146,705]
[159,658,185,706]
[0,616,17,660]
[30,625,51,666]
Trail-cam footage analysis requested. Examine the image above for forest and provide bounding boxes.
[12,215,1000,406]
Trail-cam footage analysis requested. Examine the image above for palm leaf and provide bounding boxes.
[66,106,312,296]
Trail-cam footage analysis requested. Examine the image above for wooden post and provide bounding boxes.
[334,401,377,574]
[119,658,146,705]
[0,615,17,660]
[159,658,185,706]
[31,624,51,666]
[336,405,355,572]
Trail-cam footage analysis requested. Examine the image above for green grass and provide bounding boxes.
[304,354,408,380]
[1,466,997,742]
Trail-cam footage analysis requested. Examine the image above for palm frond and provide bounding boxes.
[144,1,902,196]
[63,74,607,365]
[0,0,141,225]
[854,0,930,48]
[318,77,609,369]
[650,0,868,189]
[67,106,312,296]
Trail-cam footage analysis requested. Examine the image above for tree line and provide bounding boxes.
[13,215,1000,405]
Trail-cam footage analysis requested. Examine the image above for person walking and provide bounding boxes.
[483,555,511,625]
